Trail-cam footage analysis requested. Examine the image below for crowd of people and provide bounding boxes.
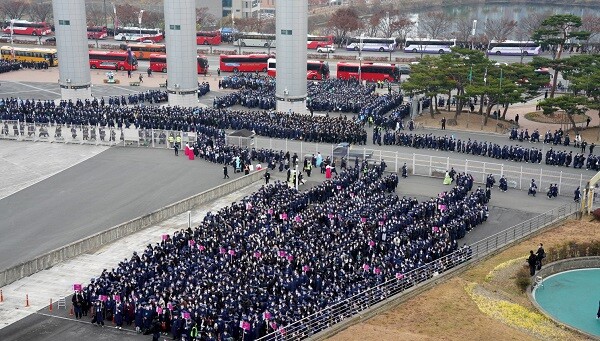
[379,130,600,172]
[213,77,406,120]
[0,97,367,144]
[78,149,483,339]
[0,60,21,74]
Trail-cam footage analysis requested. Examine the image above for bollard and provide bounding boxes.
[49,298,53,312]
[0,289,3,302]
[25,294,29,307]
[69,305,74,316]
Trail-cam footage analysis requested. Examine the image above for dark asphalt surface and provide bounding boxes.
[0,147,233,271]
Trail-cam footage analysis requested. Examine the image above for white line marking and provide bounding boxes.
[34,312,139,335]
[4,81,61,95]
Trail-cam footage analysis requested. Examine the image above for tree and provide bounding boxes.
[197,7,217,30]
[453,16,475,47]
[29,0,52,23]
[86,3,106,27]
[532,14,590,98]
[402,56,449,118]
[539,95,588,132]
[564,54,600,123]
[389,14,414,45]
[327,8,362,46]
[484,17,517,45]
[418,11,452,39]
[364,12,382,37]
[115,4,141,27]
[581,15,600,51]
[1,0,30,20]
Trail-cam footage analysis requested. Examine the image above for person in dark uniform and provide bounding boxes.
[223,165,230,179]
[441,117,446,130]
[401,163,408,178]
[574,186,581,202]
[264,170,271,184]
[527,250,537,276]
[174,144,179,156]
[152,316,161,341]
[72,291,84,319]
[536,243,545,270]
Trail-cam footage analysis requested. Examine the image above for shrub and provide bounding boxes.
[592,208,600,220]
[515,266,532,292]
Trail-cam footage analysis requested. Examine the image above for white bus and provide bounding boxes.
[487,40,541,56]
[346,37,396,52]
[114,27,163,42]
[404,38,456,54]
[234,32,276,48]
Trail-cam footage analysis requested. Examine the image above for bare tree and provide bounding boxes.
[390,14,415,45]
[115,4,141,27]
[197,7,217,30]
[86,3,106,27]
[453,16,475,46]
[484,17,517,43]
[1,0,30,20]
[327,7,363,45]
[519,11,551,38]
[29,0,52,23]
[364,12,382,37]
[581,14,600,48]
[418,11,453,39]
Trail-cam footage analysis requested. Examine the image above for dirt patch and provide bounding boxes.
[567,127,600,143]
[524,111,588,124]
[413,110,516,134]
[328,218,599,341]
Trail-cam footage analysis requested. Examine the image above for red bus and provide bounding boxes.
[267,58,330,80]
[3,20,51,36]
[196,31,221,45]
[149,54,208,74]
[307,35,334,49]
[336,62,400,82]
[87,26,108,40]
[219,54,273,73]
[88,50,138,71]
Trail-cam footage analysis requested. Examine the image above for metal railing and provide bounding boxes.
[257,202,580,341]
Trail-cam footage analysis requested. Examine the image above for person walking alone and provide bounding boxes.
[223,165,230,179]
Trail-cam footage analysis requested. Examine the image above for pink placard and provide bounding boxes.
[113,295,121,302]
[302,265,310,272]
[263,311,272,320]
[167,303,173,311]
[295,215,302,222]
[361,217,367,223]
[279,327,286,335]
[182,312,191,319]
[368,240,375,247]
[374,267,381,275]
[337,185,341,190]
[278,250,287,257]
[270,322,278,330]
[157,307,163,314]
[282,213,288,221]
[99,295,107,302]
[220,247,226,254]
[188,240,195,247]
[228,249,235,256]
[246,202,252,210]
[268,208,273,215]
[242,321,251,331]
[254,251,262,259]
[432,226,440,233]
[362,264,370,272]
[161,234,169,241]
[396,273,404,280]
[73,284,82,291]
[286,254,294,261]
[378,220,384,226]
[327,213,333,219]
[198,244,205,251]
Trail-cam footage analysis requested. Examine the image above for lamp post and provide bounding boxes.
[138,10,144,39]
[103,0,108,30]
[9,19,14,47]
[358,33,364,83]
[112,3,117,37]
[471,20,477,50]
[495,67,502,132]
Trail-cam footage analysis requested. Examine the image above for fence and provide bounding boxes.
[1,122,589,198]
[257,202,580,341]
[229,135,587,198]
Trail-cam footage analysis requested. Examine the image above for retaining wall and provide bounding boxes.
[0,169,266,288]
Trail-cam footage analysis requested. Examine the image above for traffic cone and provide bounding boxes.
[69,305,74,316]
[49,298,53,312]
[0,289,3,302]
[25,294,29,307]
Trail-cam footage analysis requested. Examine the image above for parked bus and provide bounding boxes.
[0,46,58,66]
[404,38,456,54]
[149,54,209,74]
[87,26,108,40]
[346,37,396,52]
[487,40,541,56]
[336,62,400,82]
[119,43,166,60]
[114,27,163,42]
[267,58,330,80]
[196,31,222,45]
[219,54,273,73]
[3,20,51,36]
[88,50,137,71]
[307,35,334,49]
[233,33,276,48]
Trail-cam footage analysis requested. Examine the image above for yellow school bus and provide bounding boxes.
[0,46,58,66]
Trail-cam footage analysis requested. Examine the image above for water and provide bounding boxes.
[533,268,600,337]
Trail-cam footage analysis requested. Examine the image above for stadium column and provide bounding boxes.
[52,0,92,101]
[164,0,198,107]
[275,0,308,114]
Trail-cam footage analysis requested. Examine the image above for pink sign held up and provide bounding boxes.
[73,284,82,291]
[161,234,169,241]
